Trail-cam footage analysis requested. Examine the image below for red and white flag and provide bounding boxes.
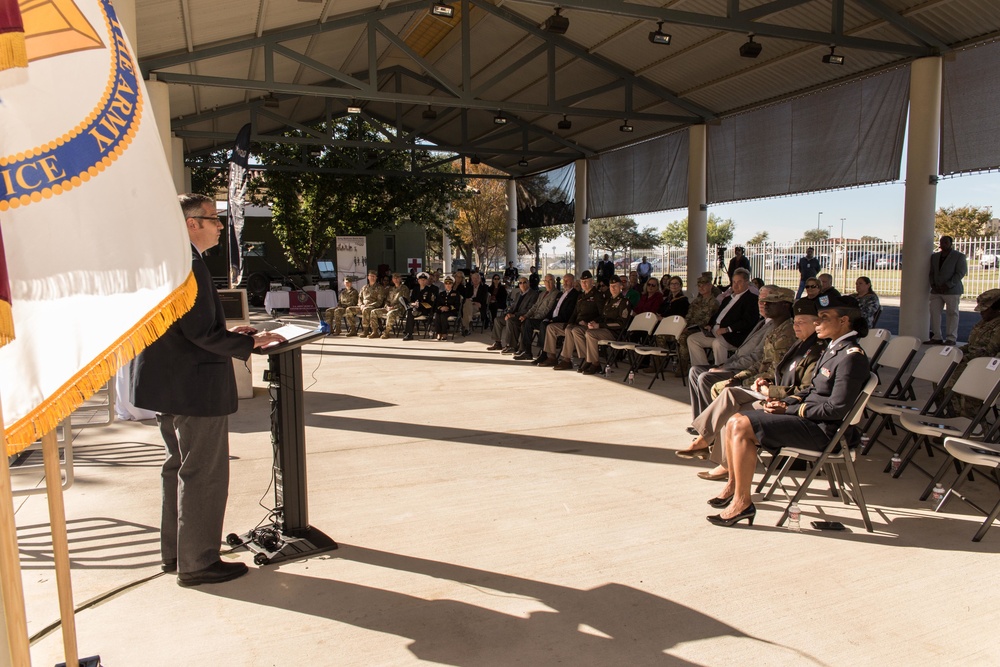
[0,0,195,452]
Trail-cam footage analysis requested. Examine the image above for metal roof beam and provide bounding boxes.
[854,0,948,51]
[520,0,934,55]
[184,161,514,179]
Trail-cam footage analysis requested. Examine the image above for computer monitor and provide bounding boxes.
[317,260,336,280]
[217,289,249,322]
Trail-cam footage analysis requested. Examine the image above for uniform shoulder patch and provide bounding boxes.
[846,347,865,355]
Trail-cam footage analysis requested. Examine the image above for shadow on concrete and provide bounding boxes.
[17,517,161,570]
[305,348,526,367]
[209,544,825,666]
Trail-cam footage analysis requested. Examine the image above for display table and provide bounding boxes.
[263,288,337,315]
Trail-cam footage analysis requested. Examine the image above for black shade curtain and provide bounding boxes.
[517,163,575,229]
[941,40,1000,175]
[587,131,688,219]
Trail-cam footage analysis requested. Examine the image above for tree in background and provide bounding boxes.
[935,205,993,238]
[572,216,659,258]
[451,163,508,270]
[748,230,770,244]
[190,152,229,197]
[251,118,464,271]
[801,228,830,244]
[660,214,736,247]
[859,235,884,243]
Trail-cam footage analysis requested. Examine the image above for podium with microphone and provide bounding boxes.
[228,325,337,565]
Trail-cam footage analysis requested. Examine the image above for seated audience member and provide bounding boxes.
[459,270,489,336]
[945,289,1000,418]
[401,272,439,341]
[576,275,632,374]
[488,276,539,352]
[687,285,772,421]
[687,268,760,368]
[370,272,410,339]
[358,270,388,337]
[515,274,559,360]
[624,271,642,306]
[677,291,803,479]
[531,274,579,365]
[634,277,664,315]
[818,273,841,298]
[541,270,603,368]
[675,275,720,376]
[850,276,881,328]
[659,274,672,297]
[707,295,870,527]
[404,268,419,291]
[658,276,690,319]
[325,276,360,335]
[488,274,508,326]
[801,277,821,302]
[433,276,463,341]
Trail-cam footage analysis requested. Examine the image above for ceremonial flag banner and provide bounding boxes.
[0,0,195,452]
[226,122,251,288]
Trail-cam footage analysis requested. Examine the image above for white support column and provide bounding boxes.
[442,233,452,273]
[574,159,589,274]
[171,135,187,195]
[506,179,519,267]
[687,125,708,295]
[899,57,943,339]
[145,79,175,182]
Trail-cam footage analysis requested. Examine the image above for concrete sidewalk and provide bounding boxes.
[18,326,999,666]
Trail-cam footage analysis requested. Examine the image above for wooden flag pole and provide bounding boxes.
[40,430,77,666]
[0,401,31,667]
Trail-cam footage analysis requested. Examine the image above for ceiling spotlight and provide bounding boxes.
[822,46,845,65]
[470,155,481,165]
[739,35,762,59]
[544,7,569,34]
[422,105,438,120]
[430,2,454,18]
[648,22,671,45]
[557,115,572,130]
[518,157,529,167]
[619,120,634,133]
[347,102,362,114]
[493,111,507,125]
[263,93,280,108]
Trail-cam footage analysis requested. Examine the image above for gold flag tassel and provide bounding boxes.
[0,298,12,347]
[4,270,198,454]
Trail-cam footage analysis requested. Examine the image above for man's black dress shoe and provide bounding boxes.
[707,494,734,508]
[707,503,756,527]
[161,559,177,573]
[513,351,532,361]
[401,334,414,341]
[686,427,699,436]
[177,560,249,587]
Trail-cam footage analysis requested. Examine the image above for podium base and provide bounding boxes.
[227,525,338,566]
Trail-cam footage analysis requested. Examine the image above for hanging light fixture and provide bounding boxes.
[619,119,634,133]
[470,155,481,165]
[544,7,569,34]
[263,93,280,108]
[822,45,845,65]
[518,157,529,167]
[422,105,437,120]
[430,2,454,18]
[648,21,671,45]
[557,115,572,130]
[739,34,762,59]
[347,101,362,114]
[493,111,508,125]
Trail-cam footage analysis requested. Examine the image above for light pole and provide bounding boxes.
[817,211,823,230]
[840,218,847,286]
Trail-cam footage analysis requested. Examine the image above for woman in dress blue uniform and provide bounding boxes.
[706,294,871,527]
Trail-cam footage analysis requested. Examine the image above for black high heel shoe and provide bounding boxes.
[707,503,756,527]
[707,494,734,508]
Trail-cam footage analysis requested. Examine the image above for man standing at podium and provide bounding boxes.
[133,194,284,587]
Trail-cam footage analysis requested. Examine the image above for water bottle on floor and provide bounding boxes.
[890,454,902,475]
[930,483,945,509]
[627,370,635,385]
[788,503,801,532]
[604,363,612,376]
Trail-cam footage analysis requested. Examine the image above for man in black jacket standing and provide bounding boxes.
[133,194,284,587]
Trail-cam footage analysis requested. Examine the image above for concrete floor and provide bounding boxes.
[15,323,1000,666]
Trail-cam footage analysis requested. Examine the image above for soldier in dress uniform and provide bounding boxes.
[946,289,1000,417]
[433,275,463,340]
[325,276,360,335]
[577,275,632,375]
[546,270,606,370]
[370,273,410,339]
[402,272,439,341]
[357,269,388,337]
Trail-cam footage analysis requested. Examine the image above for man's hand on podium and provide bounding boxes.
[253,332,286,349]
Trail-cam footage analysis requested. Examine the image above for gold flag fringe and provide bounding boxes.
[0,30,28,71]
[0,299,12,348]
[4,271,198,455]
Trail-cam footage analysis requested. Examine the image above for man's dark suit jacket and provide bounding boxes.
[508,288,539,318]
[708,290,760,348]
[547,288,580,324]
[133,247,254,417]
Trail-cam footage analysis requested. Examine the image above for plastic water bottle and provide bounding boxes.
[890,454,902,475]
[627,370,635,385]
[860,434,870,450]
[788,503,802,532]
[930,483,945,508]
[604,363,612,376]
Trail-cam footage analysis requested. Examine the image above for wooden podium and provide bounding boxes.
[228,329,337,565]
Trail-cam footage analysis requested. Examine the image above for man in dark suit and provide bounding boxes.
[532,273,579,365]
[133,194,284,587]
[686,268,759,367]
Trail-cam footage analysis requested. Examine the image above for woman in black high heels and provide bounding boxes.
[707,294,871,527]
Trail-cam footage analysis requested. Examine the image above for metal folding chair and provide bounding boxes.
[604,312,657,374]
[633,315,687,389]
[941,435,1000,541]
[859,328,891,369]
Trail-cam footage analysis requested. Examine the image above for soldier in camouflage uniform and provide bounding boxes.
[356,270,388,337]
[948,289,1000,418]
[370,273,411,339]
[711,287,797,399]
[676,275,720,375]
[325,276,359,335]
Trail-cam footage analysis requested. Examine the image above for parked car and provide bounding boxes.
[764,254,799,270]
[875,254,902,270]
[981,247,1000,269]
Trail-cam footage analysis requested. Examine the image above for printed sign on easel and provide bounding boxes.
[335,236,368,283]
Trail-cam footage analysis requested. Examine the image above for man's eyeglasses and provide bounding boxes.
[517,280,528,285]
[190,215,223,223]
[805,283,819,289]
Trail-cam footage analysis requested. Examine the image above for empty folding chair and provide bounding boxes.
[859,328,891,369]
[633,315,687,389]
[941,436,1000,541]
[861,345,962,457]
[604,312,657,374]
[764,373,880,532]
[893,357,1000,480]
[869,335,921,399]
